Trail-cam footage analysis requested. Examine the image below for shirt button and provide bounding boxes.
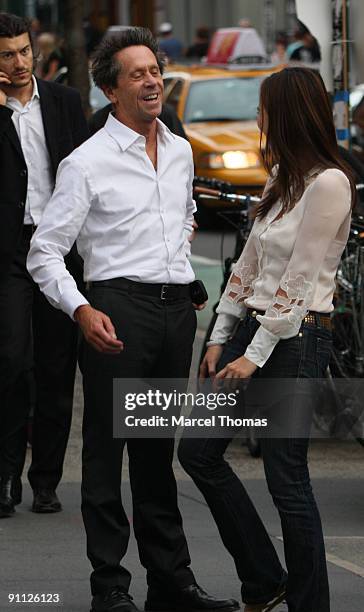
[20,169,27,177]
[18,201,25,208]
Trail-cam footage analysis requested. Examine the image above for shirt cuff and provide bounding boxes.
[244,324,279,368]
[209,312,239,345]
[58,288,89,321]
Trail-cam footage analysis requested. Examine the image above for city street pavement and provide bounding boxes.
[1,239,363,611]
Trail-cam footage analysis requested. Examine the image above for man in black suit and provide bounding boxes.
[0,12,88,517]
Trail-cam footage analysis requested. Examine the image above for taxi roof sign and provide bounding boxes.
[207,28,267,64]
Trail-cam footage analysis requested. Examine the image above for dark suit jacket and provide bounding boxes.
[0,78,89,281]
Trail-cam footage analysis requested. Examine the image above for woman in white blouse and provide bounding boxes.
[179,67,356,612]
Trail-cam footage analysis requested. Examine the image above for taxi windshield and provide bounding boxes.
[184,77,262,123]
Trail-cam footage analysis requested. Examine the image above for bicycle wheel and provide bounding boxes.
[328,309,364,443]
[330,309,363,377]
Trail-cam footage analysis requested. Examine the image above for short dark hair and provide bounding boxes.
[0,12,33,44]
[91,27,165,90]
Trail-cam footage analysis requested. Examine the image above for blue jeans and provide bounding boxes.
[179,313,332,611]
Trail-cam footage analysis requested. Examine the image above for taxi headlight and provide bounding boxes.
[200,151,260,170]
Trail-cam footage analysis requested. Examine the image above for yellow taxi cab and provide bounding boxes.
[163,63,281,195]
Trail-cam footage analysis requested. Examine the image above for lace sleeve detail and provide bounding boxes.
[262,272,314,335]
[225,261,258,304]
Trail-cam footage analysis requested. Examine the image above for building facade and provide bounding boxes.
[1,0,296,51]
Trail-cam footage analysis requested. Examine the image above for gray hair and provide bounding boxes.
[91,27,165,90]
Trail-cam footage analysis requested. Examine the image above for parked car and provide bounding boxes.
[163,64,280,199]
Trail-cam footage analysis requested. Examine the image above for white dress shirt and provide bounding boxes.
[6,76,54,225]
[27,113,196,319]
[209,168,352,367]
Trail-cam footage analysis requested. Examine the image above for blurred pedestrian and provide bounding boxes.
[40,35,68,81]
[0,12,88,518]
[27,27,238,612]
[287,20,321,64]
[238,18,252,28]
[185,26,210,59]
[271,31,288,64]
[179,67,355,612]
[34,32,56,77]
[158,21,183,61]
[30,17,41,38]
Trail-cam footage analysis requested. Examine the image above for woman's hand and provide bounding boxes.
[216,355,257,381]
[199,345,223,380]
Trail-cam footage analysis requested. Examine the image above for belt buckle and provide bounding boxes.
[161,284,168,300]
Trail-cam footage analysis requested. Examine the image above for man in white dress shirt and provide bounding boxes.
[27,28,238,612]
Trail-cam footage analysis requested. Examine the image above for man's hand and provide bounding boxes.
[74,304,124,354]
[215,355,257,381]
[193,300,207,311]
[199,345,223,380]
[0,71,11,106]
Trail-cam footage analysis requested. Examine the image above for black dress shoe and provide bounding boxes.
[0,475,16,518]
[91,587,141,611]
[145,583,240,611]
[32,489,62,513]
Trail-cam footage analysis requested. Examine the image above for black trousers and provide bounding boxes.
[80,283,197,595]
[0,228,78,490]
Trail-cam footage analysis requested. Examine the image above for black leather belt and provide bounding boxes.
[23,224,37,238]
[86,277,191,301]
[246,307,332,331]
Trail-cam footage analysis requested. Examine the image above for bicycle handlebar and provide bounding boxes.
[193,178,364,216]
[194,185,260,206]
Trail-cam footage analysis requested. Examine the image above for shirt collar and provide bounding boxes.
[31,75,40,100]
[104,111,176,151]
[156,117,176,143]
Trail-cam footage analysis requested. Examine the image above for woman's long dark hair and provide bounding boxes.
[256,67,356,219]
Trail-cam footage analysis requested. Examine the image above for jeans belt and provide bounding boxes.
[86,277,191,301]
[246,307,332,331]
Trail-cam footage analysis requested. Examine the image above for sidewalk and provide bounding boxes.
[1,478,364,612]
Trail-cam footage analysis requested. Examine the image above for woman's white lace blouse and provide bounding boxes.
[208,168,352,367]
